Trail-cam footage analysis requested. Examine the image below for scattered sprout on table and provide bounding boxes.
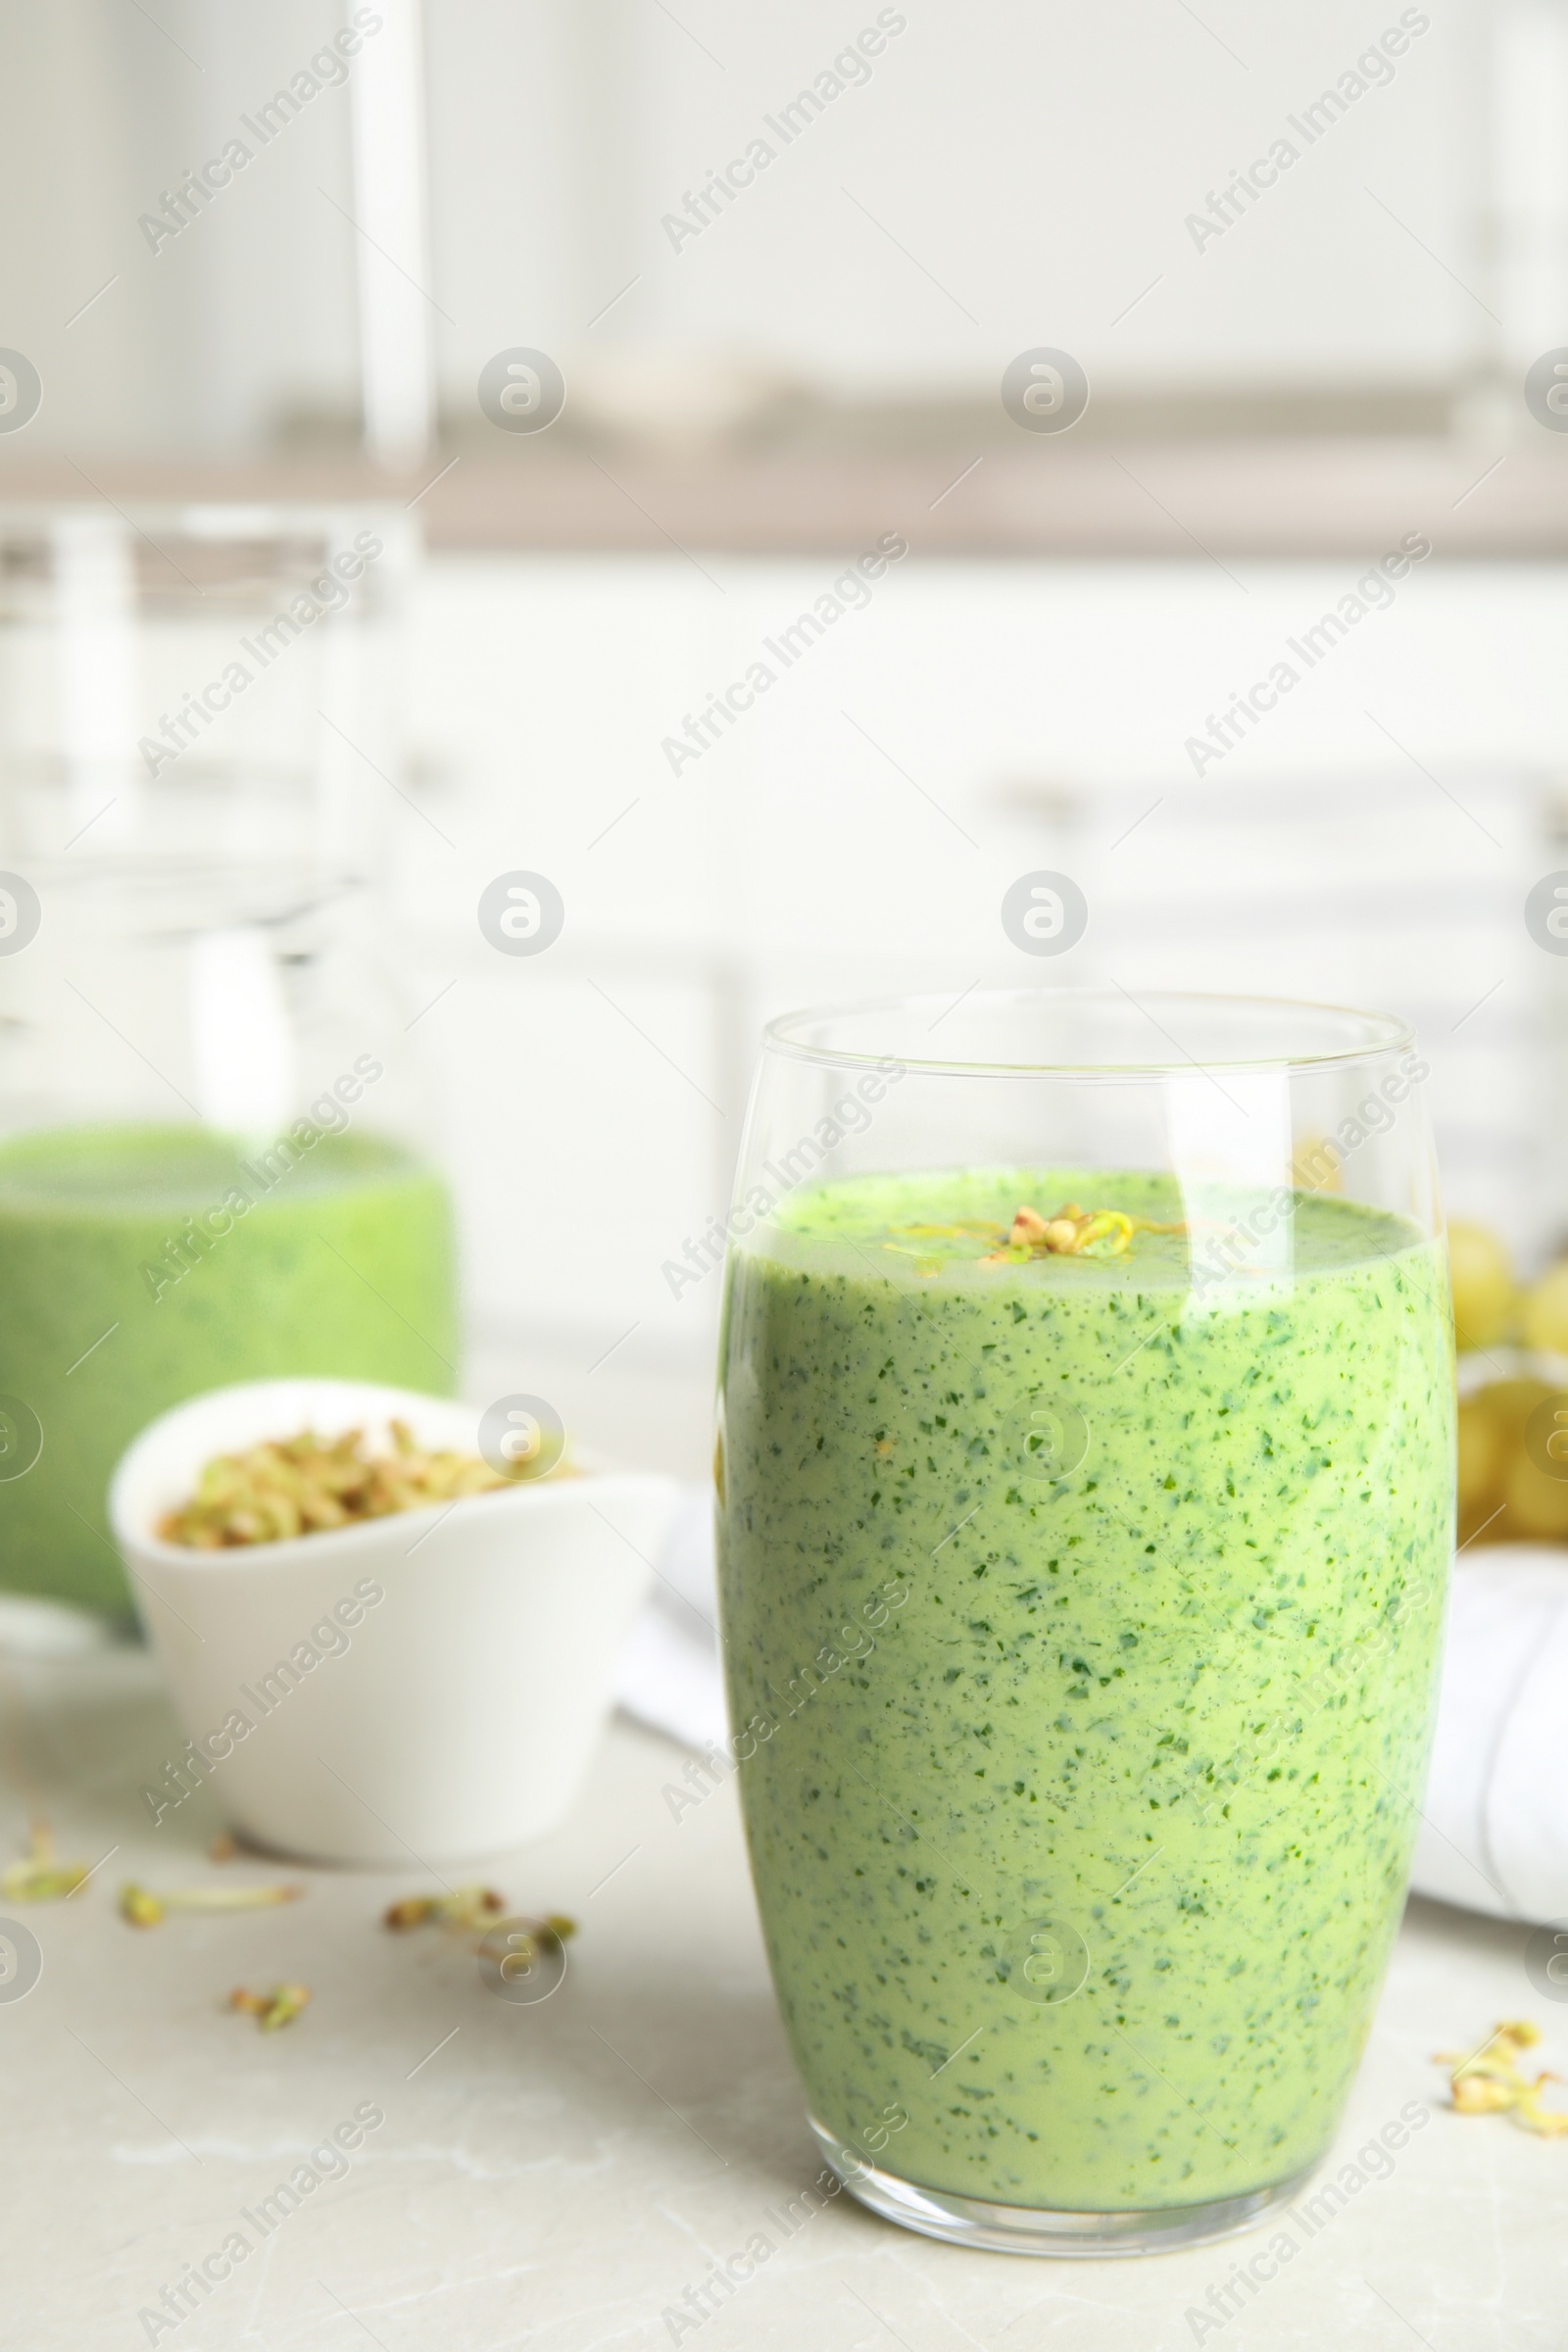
[229,1983,311,2032]
[477,1913,577,1971]
[1436,2019,1568,2136]
[383,1889,577,1962]
[119,1879,305,1929]
[2,1820,86,1902]
[383,1886,507,1934]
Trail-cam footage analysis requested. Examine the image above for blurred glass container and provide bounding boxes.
[0,505,459,1614]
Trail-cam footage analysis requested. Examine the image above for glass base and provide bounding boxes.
[809,2119,1319,2258]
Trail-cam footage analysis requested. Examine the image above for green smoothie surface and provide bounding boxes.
[0,1122,420,1209]
[760,1164,1419,1286]
[718,1165,1453,2214]
[0,1122,458,1611]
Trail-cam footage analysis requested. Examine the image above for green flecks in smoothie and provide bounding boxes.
[0,1123,458,1611]
[717,1167,1453,2212]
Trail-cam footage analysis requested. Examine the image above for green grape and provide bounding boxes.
[1447,1221,1516,1351]
[1456,1397,1503,1512]
[1522,1259,1568,1358]
[1476,1377,1553,1437]
[1504,1443,1568,1539]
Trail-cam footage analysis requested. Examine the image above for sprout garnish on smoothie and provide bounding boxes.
[977,1200,1189,1264]
[883,1200,1188,1274]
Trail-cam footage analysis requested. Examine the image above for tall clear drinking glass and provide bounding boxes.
[715,992,1453,2256]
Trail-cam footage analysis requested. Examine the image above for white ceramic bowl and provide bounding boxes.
[110,1378,681,1865]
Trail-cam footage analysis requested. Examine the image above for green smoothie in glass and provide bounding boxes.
[718,1164,1452,2223]
[0,1113,457,1611]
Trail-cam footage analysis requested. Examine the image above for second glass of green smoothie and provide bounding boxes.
[716,991,1453,2256]
[0,506,457,1612]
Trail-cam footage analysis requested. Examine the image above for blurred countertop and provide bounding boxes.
[4,1635,1566,2350]
[3,433,1567,557]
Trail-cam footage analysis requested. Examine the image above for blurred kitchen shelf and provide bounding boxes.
[3,436,1567,556]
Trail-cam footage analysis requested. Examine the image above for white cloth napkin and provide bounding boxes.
[1412,1546,1568,1928]
[612,1487,726,1751]
[617,1499,1568,1932]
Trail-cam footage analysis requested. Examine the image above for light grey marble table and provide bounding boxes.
[3,1639,1564,2352]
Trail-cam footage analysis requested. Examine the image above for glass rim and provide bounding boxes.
[762,988,1416,1077]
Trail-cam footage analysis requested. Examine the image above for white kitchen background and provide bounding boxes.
[4,0,1564,447]
[389,552,1568,1474]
